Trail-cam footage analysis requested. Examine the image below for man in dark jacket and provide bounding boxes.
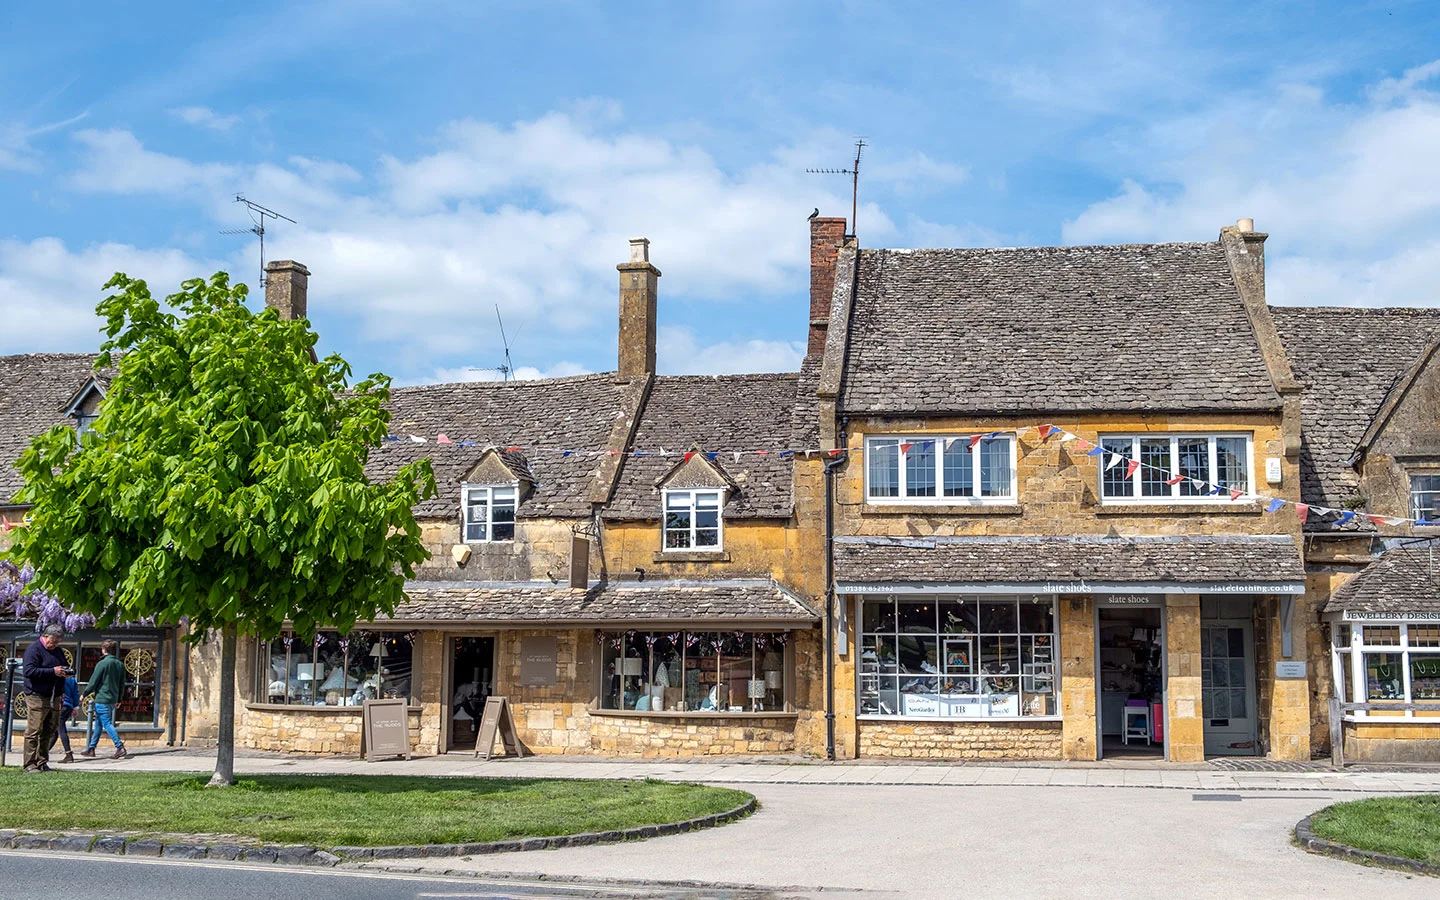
[80,639,127,759]
[21,625,68,773]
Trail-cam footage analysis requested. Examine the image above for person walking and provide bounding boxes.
[80,639,127,760]
[20,625,68,773]
[46,672,80,763]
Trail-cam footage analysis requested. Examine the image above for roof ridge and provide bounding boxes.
[393,371,617,392]
[866,241,1220,254]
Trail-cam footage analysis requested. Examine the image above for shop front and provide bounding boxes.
[835,534,1309,762]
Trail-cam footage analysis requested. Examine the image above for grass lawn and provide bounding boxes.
[1307,794,1440,864]
[0,769,752,847]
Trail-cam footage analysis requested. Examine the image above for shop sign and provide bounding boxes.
[1275,661,1307,679]
[1096,594,1160,607]
[362,698,411,762]
[1342,610,1440,622]
[520,636,558,686]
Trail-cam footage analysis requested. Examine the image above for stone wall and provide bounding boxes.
[858,720,1063,759]
[238,705,423,755]
[414,517,600,584]
[492,629,595,755]
[1343,721,1440,762]
[1059,595,1098,760]
[589,714,798,756]
[603,518,800,582]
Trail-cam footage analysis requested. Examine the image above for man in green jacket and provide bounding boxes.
[79,640,127,759]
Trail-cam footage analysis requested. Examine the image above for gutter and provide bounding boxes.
[822,447,849,761]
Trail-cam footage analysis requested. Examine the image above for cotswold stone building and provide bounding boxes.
[4,216,1439,762]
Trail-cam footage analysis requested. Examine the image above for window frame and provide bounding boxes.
[1,631,164,732]
[1332,621,1440,720]
[1409,472,1440,524]
[1097,433,1254,504]
[661,488,725,552]
[461,483,518,544]
[254,630,420,709]
[863,434,1018,505]
[596,630,791,714]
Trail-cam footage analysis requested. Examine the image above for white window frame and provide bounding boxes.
[1333,621,1440,721]
[662,489,724,552]
[863,434,1018,505]
[461,483,518,543]
[1409,473,1440,523]
[1097,433,1254,504]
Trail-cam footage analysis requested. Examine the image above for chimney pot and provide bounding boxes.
[264,259,310,321]
[628,237,650,264]
[1236,217,1255,233]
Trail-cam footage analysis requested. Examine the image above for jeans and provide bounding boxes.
[86,702,124,752]
[23,694,60,770]
[47,705,74,753]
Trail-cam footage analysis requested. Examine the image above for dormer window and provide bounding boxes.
[463,485,517,543]
[76,413,99,438]
[1410,474,1440,523]
[663,489,722,551]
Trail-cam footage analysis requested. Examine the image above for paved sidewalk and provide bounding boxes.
[38,746,1440,794]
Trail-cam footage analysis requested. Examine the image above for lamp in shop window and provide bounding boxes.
[620,657,643,677]
[371,642,389,697]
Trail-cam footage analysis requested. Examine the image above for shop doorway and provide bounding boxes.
[447,636,495,752]
[1097,606,1166,759]
[1200,605,1257,757]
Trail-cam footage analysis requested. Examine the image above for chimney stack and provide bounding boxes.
[1219,218,1266,306]
[617,238,660,381]
[264,260,310,321]
[808,216,848,357]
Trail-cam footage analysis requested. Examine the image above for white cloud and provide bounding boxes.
[169,106,241,132]
[1062,59,1440,309]
[657,325,804,376]
[0,237,219,353]
[0,112,88,171]
[67,128,238,194]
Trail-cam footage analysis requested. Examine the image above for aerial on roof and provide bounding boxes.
[367,373,639,519]
[0,353,111,504]
[833,534,1306,588]
[837,242,1281,416]
[1271,307,1440,514]
[1323,543,1440,615]
[604,373,799,520]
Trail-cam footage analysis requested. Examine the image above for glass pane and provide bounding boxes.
[1018,598,1054,634]
[684,632,719,711]
[600,634,622,710]
[1411,654,1440,699]
[1365,652,1405,700]
[980,600,1018,633]
[942,439,974,497]
[898,600,937,633]
[648,634,682,712]
[621,632,647,710]
[664,510,691,549]
[867,441,899,498]
[1216,437,1248,491]
[1337,650,1352,703]
[757,634,786,710]
[980,635,1019,680]
[1411,626,1440,648]
[898,676,939,716]
[695,509,719,529]
[1177,438,1208,496]
[1229,688,1248,719]
[1139,439,1170,497]
[1101,439,1134,498]
[1412,474,1440,521]
[314,633,344,706]
[980,438,1010,497]
[1227,628,1246,658]
[491,498,515,541]
[861,635,898,674]
[939,598,977,635]
[904,440,936,497]
[666,492,691,510]
[898,636,938,675]
[115,642,160,723]
[696,492,721,509]
[719,633,753,712]
[1208,689,1230,719]
[694,527,720,547]
[863,598,897,633]
[1363,626,1401,647]
[376,633,414,703]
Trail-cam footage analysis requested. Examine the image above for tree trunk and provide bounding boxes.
[207,624,237,787]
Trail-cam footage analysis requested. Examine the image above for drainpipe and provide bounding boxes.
[179,628,192,744]
[823,448,849,761]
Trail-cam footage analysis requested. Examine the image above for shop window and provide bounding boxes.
[1333,622,1440,713]
[662,490,723,551]
[1098,434,1252,501]
[257,630,416,707]
[864,435,1016,504]
[1,632,162,730]
[859,596,1056,719]
[598,631,788,713]
[463,484,517,543]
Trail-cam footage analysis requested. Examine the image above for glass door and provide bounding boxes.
[1201,621,1257,756]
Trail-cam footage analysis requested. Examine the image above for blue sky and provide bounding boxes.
[3,1,1440,385]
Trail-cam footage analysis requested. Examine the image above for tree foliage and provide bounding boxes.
[7,271,436,642]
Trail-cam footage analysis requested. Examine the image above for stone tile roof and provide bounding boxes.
[387,578,820,624]
[604,374,799,520]
[1324,543,1440,615]
[839,243,1282,416]
[833,534,1305,587]
[366,374,634,518]
[1271,307,1440,512]
[0,353,108,504]
[790,354,822,449]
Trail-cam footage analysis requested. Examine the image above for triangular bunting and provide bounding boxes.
[684,452,695,462]
[437,434,453,444]
[900,442,914,455]
[1164,474,1185,486]
[1296,503,1309,524]
[1266,498,1284,513]
[1365,514,1387,526]
[1125,460,1140,478]
[968,434,984,453]
[1105,453,1123,471]
[1038,424,1056,441]
[1086,445,1104,457]
[1336,510,1356,526]
[1229,488,1244,501]
[733,452,743,463]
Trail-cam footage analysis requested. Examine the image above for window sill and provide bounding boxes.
[858,715,1062,724]
[1094,502,1264,516]
[590,708,798,720]
[653,550,731,563]
[244,702,422,714]
[861,503,1022,517]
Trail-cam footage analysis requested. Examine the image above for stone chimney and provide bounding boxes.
[808,216,848,357]
[264,260,310,321]
[617,238,660,381]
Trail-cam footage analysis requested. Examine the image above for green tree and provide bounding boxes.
[6,272,435,785]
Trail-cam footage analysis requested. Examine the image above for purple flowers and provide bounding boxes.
[0,559,96,630]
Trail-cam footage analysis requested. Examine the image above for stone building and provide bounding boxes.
[1272,307,1440,762]
[810,219,1315,761]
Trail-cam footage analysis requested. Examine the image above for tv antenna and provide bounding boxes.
[806,138,866,237]
[494,304,515,381]
[220,194,296,288]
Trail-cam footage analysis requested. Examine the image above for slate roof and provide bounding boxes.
[366,374,634,518]
[387,578,820,624]
[832,534,1305,587]
[0,353,109,504]
[604,374,799,520]
[838,243,1282,416]
[1324,543,1440,615]
[1271,307,1440,512]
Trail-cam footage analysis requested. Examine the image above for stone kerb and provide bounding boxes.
[1293,814,1440,877]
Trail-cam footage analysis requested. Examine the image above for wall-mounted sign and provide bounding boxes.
[520,636,558,686]
[1342,610,1440,622]
[1096,594,1161,607]
[1275,661,1307,679]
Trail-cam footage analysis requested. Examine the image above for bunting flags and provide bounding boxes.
[1229,488,1244,501]
[1125,459,1140,479]
[1164,474,1185,486]
[1105,453,1123,471]
[968,434,984,453]
[436,434,452,444]
[1087,445,1105,458]
[1267,498,1284,513]
[1296,503,1310,524]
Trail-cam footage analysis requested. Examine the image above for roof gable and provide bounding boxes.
[59,376,107,418]
[1356,339,1440,461]
[1,353,111,504]
[656,451,737,492]
[838,243,1282,416]
[462,448,534,486]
